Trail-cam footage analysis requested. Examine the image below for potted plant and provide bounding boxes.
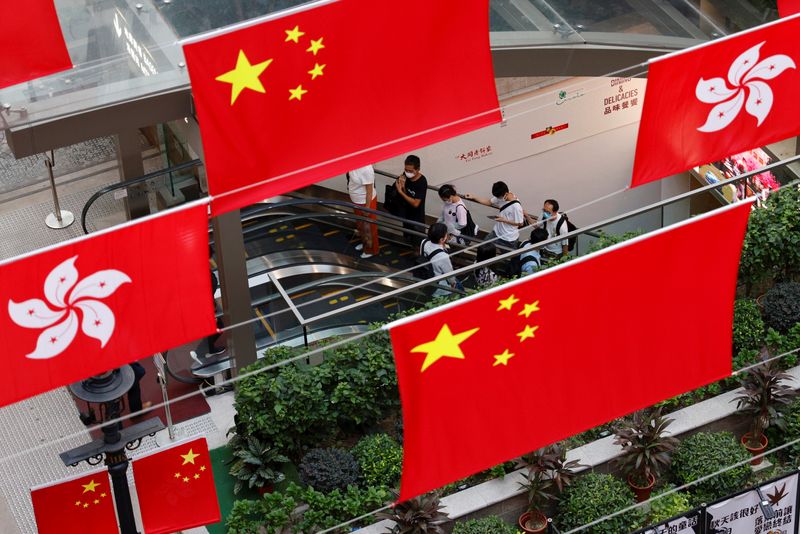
[227,434,289,495]
[376,491,449,534]
[613,408,679,502]
[733,361,797,465]
[517,444,583,533]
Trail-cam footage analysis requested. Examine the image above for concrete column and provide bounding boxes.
[114,129,149,219]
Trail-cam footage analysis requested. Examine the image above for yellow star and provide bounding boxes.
[174,472,181,479]
[82,480,100,493]
[411,324,480,372]
[181,449,200,465]
[100,493,106,498]
[200,466,207,472]
[497,294,519,311]
[306,37,325,55]
[308,63,326,80]
[215,50,273,106]
[183,477,190,483]
[93,499,100,505]
[518,301,540,318]
[284,25,305,43]
[83,503,89,508]
[517,325,539,342]
[74,501,81,506]
[289,85,308,101]
[493,349,515,367]
[194,473,201,480]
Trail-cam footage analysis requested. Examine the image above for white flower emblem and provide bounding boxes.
[695,41,795,133]
[7,256,131,359]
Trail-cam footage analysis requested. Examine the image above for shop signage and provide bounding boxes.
[531,123,569,139]
[556,88,585,105]
[604,77,639,116]
[641,509,703,534]
[454,145,493,163]
[706,473,797,534]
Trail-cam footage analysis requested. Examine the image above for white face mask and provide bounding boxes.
[404,171,415,179]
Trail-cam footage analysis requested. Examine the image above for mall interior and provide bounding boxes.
[2,1,800,533]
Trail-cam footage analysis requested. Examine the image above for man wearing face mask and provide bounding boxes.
[542,199,569,259]
[394,154,427,245]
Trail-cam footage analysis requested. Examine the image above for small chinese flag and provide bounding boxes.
[0,1,72,89]
[183,0,500,215]
[132,437,221,533]
[30,470,117,534]
[389,202,752,501]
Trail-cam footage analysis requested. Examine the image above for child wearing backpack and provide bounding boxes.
[438,184,478,245]
[541,199,576,259]
[518,227,549,275]
[417,223,457,297]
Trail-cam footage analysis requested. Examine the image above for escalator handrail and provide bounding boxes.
[81,159,204,234]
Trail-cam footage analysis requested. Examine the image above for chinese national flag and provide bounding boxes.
[779,1,800,17]
[31,470,117,534]
[183,0,500,215]
[0,202,215,408]
[132,437,221,533]
[0,1,72,89]
[389,202,751,500]
[631,15,800,187]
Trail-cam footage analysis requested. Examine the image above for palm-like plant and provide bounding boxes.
[517,443,584,531]
[228,435,289,494]
[377,491,448,534]
[733,362,797,447]
[614,408,679,488]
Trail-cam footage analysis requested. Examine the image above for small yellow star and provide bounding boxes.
[497,294,519,311]
[83,503,89,509]
[493,349,515,367]
[181,449,200,465]
[284,25,305,43]
[174,472,181,479]
[93,499,100,505]
[517,325,539,342]
[308,63,326,80]
[306,37,325,55]
[215,50,273,105]
[100,493,106,498]
[74,501,81,506]
[183,477,190,483]
[411,324,480,372]
[518,301,540,318]
[82,480,100,493]
[289,85,308,101]
[200,466,207,472]
[194,473,201,480]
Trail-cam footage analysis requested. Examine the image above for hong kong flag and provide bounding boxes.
[631,15,800,187]
[0,202,215,408]
[0,1,72,89]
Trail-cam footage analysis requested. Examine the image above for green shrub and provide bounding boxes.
[671,432,752,505]
[299,447,361,493]
[557,473,643,534]
[298,484,391,533]
[763,282,800,334]
[647,486,692,525]
[765,324,800,368]
[226,488,302,534]
[733,299,765,355]
[588,230,642,253]
[351,433,403,488]
[452,516,517,534]
[781,399,800,462]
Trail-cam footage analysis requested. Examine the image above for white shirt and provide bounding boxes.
[348,165,376,205]
[490,196,524,242]
[421,239,455,296]
[544,213,569,254]
[440,199,468,236]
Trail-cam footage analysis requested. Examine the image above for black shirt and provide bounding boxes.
[402,174,427,223]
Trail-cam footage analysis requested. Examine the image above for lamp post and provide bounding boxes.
[60,367,164,534]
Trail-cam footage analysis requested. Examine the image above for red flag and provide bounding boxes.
[132,437,221,533]
[183,0,500,215]
[779,1,800,17]
[389,202,751,500]
[31,470,117,534]
[631,16,800,187]
[0,1,72,89]
[0,202,215,408]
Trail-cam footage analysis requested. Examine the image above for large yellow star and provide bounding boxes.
[411,324,480,372]
[82,480,100,493]
[306,37,325,55]
[493,349,515,367]
[289,85,308,101]
[518,301,540,318]
[285,25,305,43]
[215,50,273,106]
[517,325,539,342]
[308,63,326,80]
[181,449,200,465]
[497,294,519,311]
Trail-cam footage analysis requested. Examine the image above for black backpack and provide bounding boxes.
[457,204,479,237]
[555,214,578,252]
[499,199,529,228]
[413,240,446,279]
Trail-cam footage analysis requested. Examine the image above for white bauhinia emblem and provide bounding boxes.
[695,41,795,133]
[7,256,131,359]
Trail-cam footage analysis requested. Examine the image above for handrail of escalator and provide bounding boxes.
[81,159,204,234]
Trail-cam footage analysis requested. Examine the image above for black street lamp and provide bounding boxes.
[60,367,165,534]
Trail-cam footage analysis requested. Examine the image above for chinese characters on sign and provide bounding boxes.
[604,77,639,116]
[706,473,797,534]
[643,510,701,534]
[455,145,493,162]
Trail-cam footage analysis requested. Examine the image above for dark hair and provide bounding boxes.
[475,242,496,263]
[529,228,549,244]
[438,184,457,199]
[544,199,560,212]
[491,181,509,198]
[427,222,448,243]
[404,155,421,170]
